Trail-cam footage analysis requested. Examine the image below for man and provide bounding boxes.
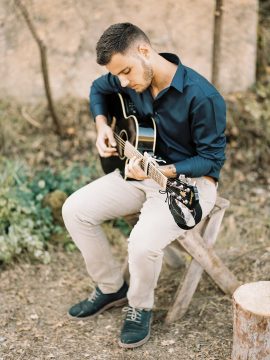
[62,23,226,348]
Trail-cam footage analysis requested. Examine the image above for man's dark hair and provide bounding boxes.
[96,23,151,65]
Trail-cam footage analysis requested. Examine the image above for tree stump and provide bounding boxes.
[232,281,270,360]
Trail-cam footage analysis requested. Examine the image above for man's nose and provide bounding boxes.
[119,76,129,87]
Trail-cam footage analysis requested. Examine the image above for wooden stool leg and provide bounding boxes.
[163,243,186,269]
[165,258,204,324]
[179,231,239,294]
[166,234,239,324]
[122,257,130,284]
[165,199,238,324]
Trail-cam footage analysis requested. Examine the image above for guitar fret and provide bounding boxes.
[148,163,167,189]
[115,136,167,190]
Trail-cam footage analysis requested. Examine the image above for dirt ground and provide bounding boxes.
[1,227,270,360]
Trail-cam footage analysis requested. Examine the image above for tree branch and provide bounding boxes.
[14,0,63,136]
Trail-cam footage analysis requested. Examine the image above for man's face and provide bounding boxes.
[106,49,153,93]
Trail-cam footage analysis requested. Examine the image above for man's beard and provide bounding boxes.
[138,58,153,92]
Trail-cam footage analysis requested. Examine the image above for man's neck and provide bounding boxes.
[150,54,177,98]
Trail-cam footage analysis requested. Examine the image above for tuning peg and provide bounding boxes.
[177,196,182,201]
[183,200,188,205]
[186,188,190,193]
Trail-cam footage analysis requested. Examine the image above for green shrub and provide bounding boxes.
[0,160,51,264]
[0,159,97,266]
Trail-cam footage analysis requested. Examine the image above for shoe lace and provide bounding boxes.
[88,288,100,303]
[122,306,142,324]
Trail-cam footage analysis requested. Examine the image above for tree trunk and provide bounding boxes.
[232,281,270,360]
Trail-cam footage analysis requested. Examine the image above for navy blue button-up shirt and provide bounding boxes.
[90,53,226,180]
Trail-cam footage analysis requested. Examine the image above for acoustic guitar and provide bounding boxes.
[99,92,202,229]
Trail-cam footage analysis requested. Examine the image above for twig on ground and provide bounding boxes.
[21,107,42,129]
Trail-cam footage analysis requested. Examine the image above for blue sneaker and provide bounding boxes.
[119,306,152,348]
[68,282,128,319]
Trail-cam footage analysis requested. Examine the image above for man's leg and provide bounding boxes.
[119,177,217,347]
[62,170,145,317]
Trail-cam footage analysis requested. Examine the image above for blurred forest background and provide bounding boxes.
[0,1,269,359]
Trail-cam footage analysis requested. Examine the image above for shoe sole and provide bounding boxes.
[67,297,128,320]
[118,330,151,349]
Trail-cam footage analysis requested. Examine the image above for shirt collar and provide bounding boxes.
[159,53,184,93]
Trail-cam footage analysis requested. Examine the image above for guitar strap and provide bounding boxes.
[162,189,203,230]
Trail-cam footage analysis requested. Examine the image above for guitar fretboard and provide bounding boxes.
[114,135,168,189]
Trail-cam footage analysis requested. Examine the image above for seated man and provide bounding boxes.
[62,22,226,348]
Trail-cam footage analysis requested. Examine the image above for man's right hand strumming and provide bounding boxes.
[95,115,118,158]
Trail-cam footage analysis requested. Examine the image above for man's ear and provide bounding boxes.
[137,44,150,58]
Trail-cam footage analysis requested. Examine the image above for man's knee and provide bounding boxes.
[62,194,78,224]
[128,240,163,263]
[62,189,103,227]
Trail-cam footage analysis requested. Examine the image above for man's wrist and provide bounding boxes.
[159,164,177,178]
[95,115,108,130]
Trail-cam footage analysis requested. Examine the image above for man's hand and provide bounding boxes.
[95,116,118,158]
[125,156,149,180]
[125,158,177,181]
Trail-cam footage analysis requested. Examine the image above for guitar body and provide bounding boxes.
[100,93,156,174]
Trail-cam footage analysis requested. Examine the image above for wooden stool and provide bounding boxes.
[123,196,240,324]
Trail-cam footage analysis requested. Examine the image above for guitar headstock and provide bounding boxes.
[167,175,199,211]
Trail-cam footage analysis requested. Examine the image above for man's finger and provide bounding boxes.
[96,138,117,155]
[105,147,118,154]
[96,144,113,158]
[130,157,142,171]
[106,131,117,147]
[96,139,107,153]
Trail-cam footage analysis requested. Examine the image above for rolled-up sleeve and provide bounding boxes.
[174,94,226,178]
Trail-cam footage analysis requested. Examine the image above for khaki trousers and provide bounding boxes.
[62,169,217,309]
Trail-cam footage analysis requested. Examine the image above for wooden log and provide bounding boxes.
[232,282,270,360]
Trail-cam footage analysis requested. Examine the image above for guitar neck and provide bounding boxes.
[124,141,168,190]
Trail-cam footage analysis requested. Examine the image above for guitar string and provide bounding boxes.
[115,133,177,189]
[114,133,167,186]
[113,132,189,202]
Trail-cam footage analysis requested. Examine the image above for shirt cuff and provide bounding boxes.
[174,160,192,177]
